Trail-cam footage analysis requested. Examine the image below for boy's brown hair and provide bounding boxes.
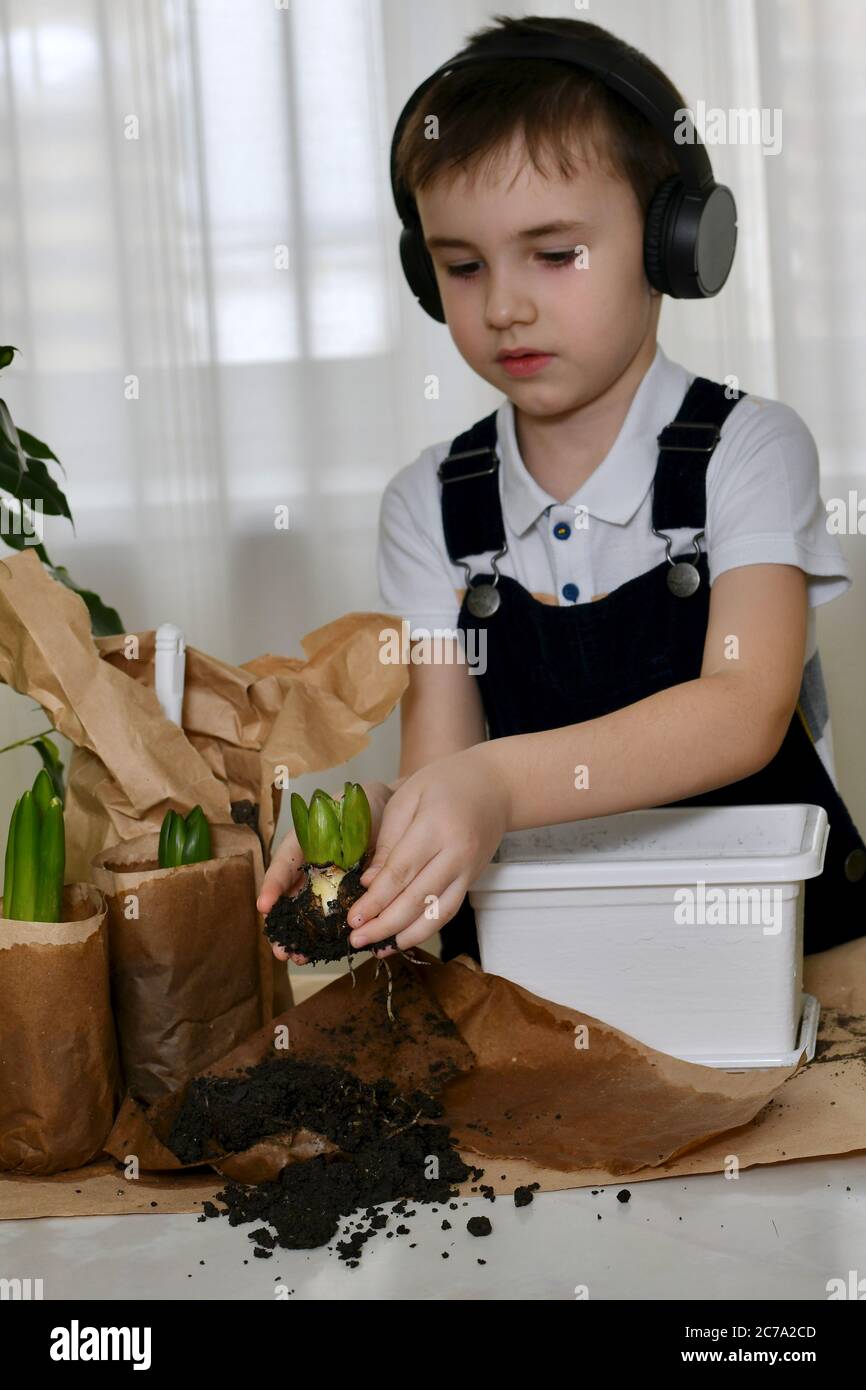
[393,14,688,221]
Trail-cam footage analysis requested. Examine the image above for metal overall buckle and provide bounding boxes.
[438,446,509,617]
[652,527,705,597]
[653,419,719,598]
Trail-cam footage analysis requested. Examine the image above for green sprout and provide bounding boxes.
[289,783,371,912]
[3,767,66,922]
[157,805,212,868]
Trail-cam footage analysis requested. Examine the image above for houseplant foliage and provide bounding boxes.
[0,345,123,636]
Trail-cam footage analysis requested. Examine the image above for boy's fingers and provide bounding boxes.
[350,850,452,945]
[391,878,466,951]
[349,834,437,931]
[256,843,305,913]
[258,878,300,913]
[357,788,418,884]
[352,792,421,904]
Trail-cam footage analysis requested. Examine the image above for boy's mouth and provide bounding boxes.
[497,349,554,378]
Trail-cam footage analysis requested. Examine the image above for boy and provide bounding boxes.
[259,14,862,965]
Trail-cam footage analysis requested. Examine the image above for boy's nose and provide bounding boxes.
[484,285,535,328]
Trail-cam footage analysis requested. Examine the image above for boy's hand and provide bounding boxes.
[345,747,510,954]
[257,779,395,964]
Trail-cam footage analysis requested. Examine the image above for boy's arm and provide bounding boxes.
[346,564,808,950]
[386,635,488,792]
[477,563,808,831]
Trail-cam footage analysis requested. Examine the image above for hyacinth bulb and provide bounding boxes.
[265,781,387,964]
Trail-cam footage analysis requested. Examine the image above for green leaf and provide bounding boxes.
[158,809,174,869]
[48,564,124,637]
[290,792,310,861]
[0,449,73,522]
[339,783,371,870]
[31,767,54,819]
[31,737,65,803]
[0,499,52,559]
[0,727,54,756]
[16,428,65,476]
[307,793,341,866]
[167,811,186,868]
[0,399,27,484]
[10,790,39,920]
[4,795,20,915]
[182,808,211,864]
[0,347,17,372]
[34,795,64,922]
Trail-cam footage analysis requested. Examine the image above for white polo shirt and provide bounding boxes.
[376,343,851,782]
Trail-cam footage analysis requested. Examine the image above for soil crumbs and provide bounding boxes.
[169,1054,491,1267]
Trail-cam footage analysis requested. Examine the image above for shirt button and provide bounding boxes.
[553,522,571,540]
[562,582,579,602]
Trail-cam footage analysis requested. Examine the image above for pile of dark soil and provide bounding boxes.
[168,1054,485,1264]
[169,1055,444,1164]
[264,864,398,963]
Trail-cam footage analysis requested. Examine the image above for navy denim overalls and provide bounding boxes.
[435,376,866,962]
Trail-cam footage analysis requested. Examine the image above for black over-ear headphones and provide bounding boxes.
[389,27,738,321]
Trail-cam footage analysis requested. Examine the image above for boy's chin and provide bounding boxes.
[504,383,572,414]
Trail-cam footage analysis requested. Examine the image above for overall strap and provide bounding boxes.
[652,378,748,531]
[436,379,749,561]
[437,410,503,563]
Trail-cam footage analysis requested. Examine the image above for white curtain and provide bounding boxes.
[1,0,864,851]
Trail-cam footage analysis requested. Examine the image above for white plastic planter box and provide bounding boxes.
[469,805,828,1070]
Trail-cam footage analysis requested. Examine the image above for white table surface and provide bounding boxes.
[2,1151,863,1301]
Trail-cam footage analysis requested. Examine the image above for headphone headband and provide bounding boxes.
[390,27,737,312]
[391,33,712,222]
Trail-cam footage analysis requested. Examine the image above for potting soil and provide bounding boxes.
[264,864,398,963]
[168,1054,487,1265]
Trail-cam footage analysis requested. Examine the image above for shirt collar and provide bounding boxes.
[497,344,693,536]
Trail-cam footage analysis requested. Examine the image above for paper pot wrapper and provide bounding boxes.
[0,883,121,1176]
[103,952,803,1181]
[91,825,278,1105]
[0,548,407,877]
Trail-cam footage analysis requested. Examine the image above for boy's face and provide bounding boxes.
[417,133,661,413]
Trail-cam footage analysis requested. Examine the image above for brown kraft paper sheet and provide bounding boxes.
[0,884,121,1176]
[6,935,866,1215]
[101,950,799,1181]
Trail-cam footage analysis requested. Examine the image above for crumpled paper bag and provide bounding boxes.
[0,549,408,882]
[102,952,803,1180]
[91,825,274,1104]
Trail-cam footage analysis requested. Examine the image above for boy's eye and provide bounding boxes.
[444,250,578,278]
[445,261,481,279]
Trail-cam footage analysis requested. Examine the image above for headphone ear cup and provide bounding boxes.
[643,174,682,297]
[399,226,446,323]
